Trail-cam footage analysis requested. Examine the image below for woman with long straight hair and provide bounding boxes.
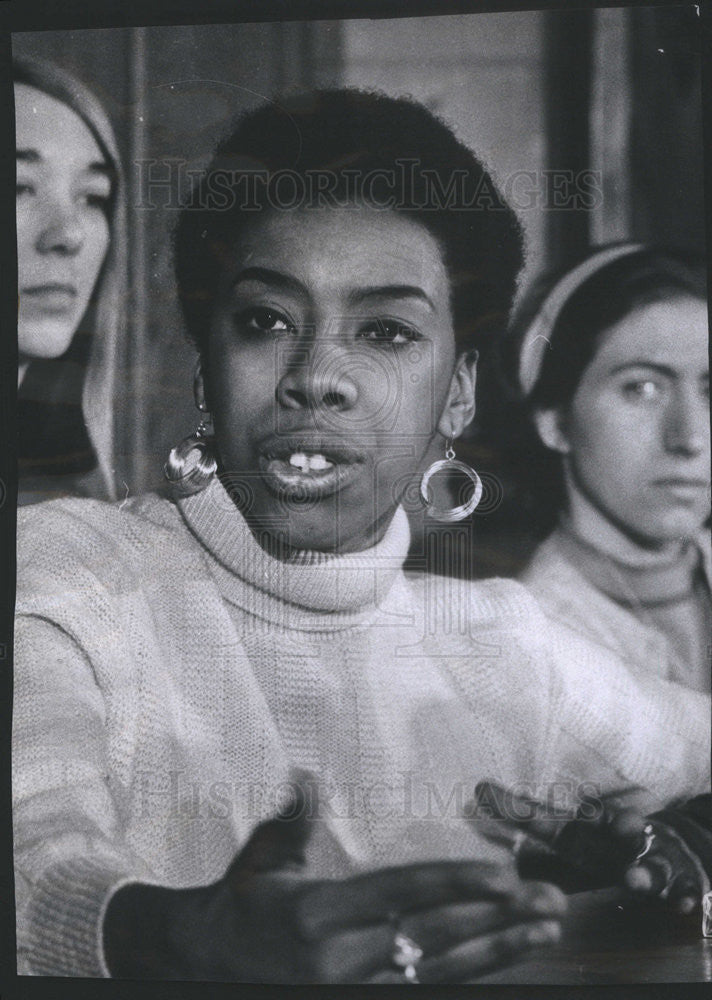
[15,55,127,502]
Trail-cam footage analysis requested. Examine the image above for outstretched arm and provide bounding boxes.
[14,614,565,982]
[103,783,567,983]
[539,611,710,811]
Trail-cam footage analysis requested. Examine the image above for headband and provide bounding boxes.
[517,243,644,396]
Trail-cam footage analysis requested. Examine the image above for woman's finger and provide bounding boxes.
[418,917,562,983]
[666,875,702,914]
[472,782,570,843]
[471,782,627,856]
[365,915,563,984]
[470,798,648,891]
[317,901,523,982]
[622,815,709,910]
[302,882,565,982]
[399,881,567,957]
[297,859,520,935]
[625,854,676,896]
[607,806,647,842]
[625,859,698,908]
[312,922,395,982]
[625,848,703,908]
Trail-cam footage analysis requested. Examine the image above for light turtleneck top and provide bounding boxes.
[522,522,712,694]
[13,479,711,977]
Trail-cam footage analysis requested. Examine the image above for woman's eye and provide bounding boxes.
[622,379,663,401]
[83,193,110,209]
[358,319,420,345]
[236,307,296,336]
[77,189,112,214]
[16,182,34,199]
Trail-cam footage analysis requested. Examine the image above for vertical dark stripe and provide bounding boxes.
[629,5,705,250]
[304,20,344,89]
[543,7,593,270]
[275,19,344,92]
[128,26,149,491]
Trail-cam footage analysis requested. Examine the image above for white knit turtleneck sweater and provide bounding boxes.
[13,480,710,977]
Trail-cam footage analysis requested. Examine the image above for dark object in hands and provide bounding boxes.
[473,784,712,905]
[515,815,640,893]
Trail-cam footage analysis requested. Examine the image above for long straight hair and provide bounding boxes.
[14,55,127,500]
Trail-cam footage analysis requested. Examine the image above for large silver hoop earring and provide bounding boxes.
[164,415,218,496]
[420,439,483,522]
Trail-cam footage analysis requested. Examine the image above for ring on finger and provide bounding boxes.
[634,823,656,862]
[511,830,528,859]
[392,931,423,983]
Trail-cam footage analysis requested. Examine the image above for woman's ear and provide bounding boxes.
[437,350,478,441]
[533,407,570,455]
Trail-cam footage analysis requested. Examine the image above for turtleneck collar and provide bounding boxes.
[176,477,411,621]
[556,518,709,607]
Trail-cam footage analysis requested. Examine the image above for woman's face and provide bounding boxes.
[557,296,710,547]
[204,204,472,553]
[15,83,112,365]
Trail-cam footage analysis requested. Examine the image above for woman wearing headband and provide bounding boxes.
[15,56,127,503]
[503,245,709,693]
[13,97,710,981]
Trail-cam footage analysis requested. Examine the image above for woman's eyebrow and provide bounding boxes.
[610,361,677,377]
[231,270,436,312]
[347,285,436,311]
[232,266,307,298]
[16,150,112,178]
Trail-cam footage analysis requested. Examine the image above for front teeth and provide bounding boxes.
[288,452,334,472]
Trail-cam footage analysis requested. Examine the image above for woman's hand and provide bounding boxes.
[104,784,566,983]
[624,796,712,915]
[472,782,712,915]
[622,822,709,913]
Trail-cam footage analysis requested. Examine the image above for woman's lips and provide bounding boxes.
[259,455,360,499]
[257,436,366,500]
[21,284,77,312]
[653,478,710,502]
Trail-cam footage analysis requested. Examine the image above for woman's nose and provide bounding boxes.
[35,200,85,255]
[663,389,709,456]
[276,339,359,413]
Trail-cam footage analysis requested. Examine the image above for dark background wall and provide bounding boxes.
[13,6,705,571]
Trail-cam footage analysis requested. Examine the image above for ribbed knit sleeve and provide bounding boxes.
[13,616,150,977]
[537,603,711,810]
